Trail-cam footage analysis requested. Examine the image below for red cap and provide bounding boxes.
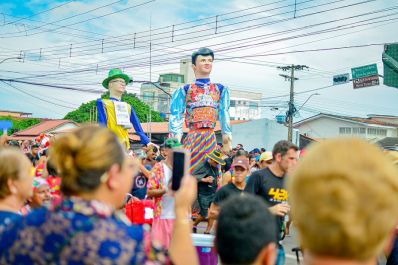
[231,158,249,170]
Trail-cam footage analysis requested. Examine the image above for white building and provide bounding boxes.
[232,118,299,151]
[229,90,262,120]
[294,113,398,140]
[140,73,185,114]
[180,58,195,84]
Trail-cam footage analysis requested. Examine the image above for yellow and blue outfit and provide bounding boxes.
[97,97,150,149]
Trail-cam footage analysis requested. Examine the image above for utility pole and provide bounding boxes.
[278,64,308,142]
[148,104,152,141]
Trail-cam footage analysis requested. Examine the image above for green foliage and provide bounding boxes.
[64,92,164,124]
[0,116,41,136]
[64,100,97,124]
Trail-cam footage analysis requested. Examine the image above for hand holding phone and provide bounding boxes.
[171,148,190,191]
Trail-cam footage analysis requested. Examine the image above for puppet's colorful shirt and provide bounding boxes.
[169,78,231,137]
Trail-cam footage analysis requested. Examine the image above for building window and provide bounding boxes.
[368,128,376,135]
[249,102,258,109]
[339,127,351,134]
[367,128,387,136]
[143,92,155,101]
[353,127,366,135]
[230,100,236,107]
[377,128,387,136]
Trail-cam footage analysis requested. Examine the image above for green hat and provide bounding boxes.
[164,138,183,149]
[102,68,131,89]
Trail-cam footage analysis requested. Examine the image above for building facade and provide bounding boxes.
[294,113,398,140]
[0,110,32,118]
[140,73,185,114]
[229,90,262,120]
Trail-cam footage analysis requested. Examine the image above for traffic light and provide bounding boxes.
[382,43,398,89]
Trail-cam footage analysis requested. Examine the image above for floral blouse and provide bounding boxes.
[0,197,169,265]
[147,162,166,218]
[0,211,21,235]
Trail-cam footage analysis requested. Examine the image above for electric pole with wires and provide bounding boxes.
[278,65,309,141]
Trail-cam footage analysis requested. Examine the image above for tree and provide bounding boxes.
[0,116,41,136]
[64,92,164,123]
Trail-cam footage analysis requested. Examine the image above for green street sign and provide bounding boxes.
[351,64,378,79]
[383,43,398,89]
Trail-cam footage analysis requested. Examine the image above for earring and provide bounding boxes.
[10,185,17,194]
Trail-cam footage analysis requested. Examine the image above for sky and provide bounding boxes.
[0,0,397,120]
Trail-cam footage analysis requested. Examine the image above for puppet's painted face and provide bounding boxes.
[192,55,213,77]
[108,78,127,95]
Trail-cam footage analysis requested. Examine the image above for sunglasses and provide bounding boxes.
[149,146,158,153]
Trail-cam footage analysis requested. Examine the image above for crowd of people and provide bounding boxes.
[1,127,398,265]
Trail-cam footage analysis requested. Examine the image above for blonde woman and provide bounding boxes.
[0,147,33,232]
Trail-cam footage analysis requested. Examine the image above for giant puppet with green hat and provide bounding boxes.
[97,68,150,149]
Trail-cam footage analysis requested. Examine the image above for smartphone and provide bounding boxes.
[172,148,190,191]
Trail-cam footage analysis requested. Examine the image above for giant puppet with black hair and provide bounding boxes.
[96,69,150,149]
[169,48,232,173]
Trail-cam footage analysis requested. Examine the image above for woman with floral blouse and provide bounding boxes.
[0,125,198,265]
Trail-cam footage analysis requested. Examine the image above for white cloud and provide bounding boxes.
[0,0,397,119]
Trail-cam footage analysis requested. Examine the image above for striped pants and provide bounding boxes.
[183,129,217,173]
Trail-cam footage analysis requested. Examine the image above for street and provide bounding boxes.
[197,222,388,265]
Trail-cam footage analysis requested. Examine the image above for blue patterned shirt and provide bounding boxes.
[0,198,169,265]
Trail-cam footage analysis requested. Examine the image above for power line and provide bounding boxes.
[0,0,364,56]
[4,14,392,85]
[0,0,296,51]
[1,12,109,40]
[1,83,67,116]
[1,1,73,26]
[0,78,105,94]
[1,81,76,109]
[0,0,125,35]
[0,0,155,38]
[9,7,394,81]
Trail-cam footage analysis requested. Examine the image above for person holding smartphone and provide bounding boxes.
[147,138,182,249]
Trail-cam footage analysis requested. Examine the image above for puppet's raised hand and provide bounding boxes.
[222,134,232,153]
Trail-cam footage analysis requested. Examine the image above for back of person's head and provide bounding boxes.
[50,125,125,196]
[216,194,277,265]
[0,147,32,199]
[235,149,249,158]
[288,138,398,261]
[272,140,298,158]
[0,135,9,146]
[46,158,58,177]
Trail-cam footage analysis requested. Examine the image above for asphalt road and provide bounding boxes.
[281,225,302,265]
[196,222,387,265]
[196,221,302,265]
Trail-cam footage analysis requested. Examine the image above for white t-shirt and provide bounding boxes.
[160,164,175,219]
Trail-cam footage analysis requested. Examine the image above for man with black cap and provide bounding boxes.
[192,149,225,234]
[97,68,149,149]
[169,47,232,174]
